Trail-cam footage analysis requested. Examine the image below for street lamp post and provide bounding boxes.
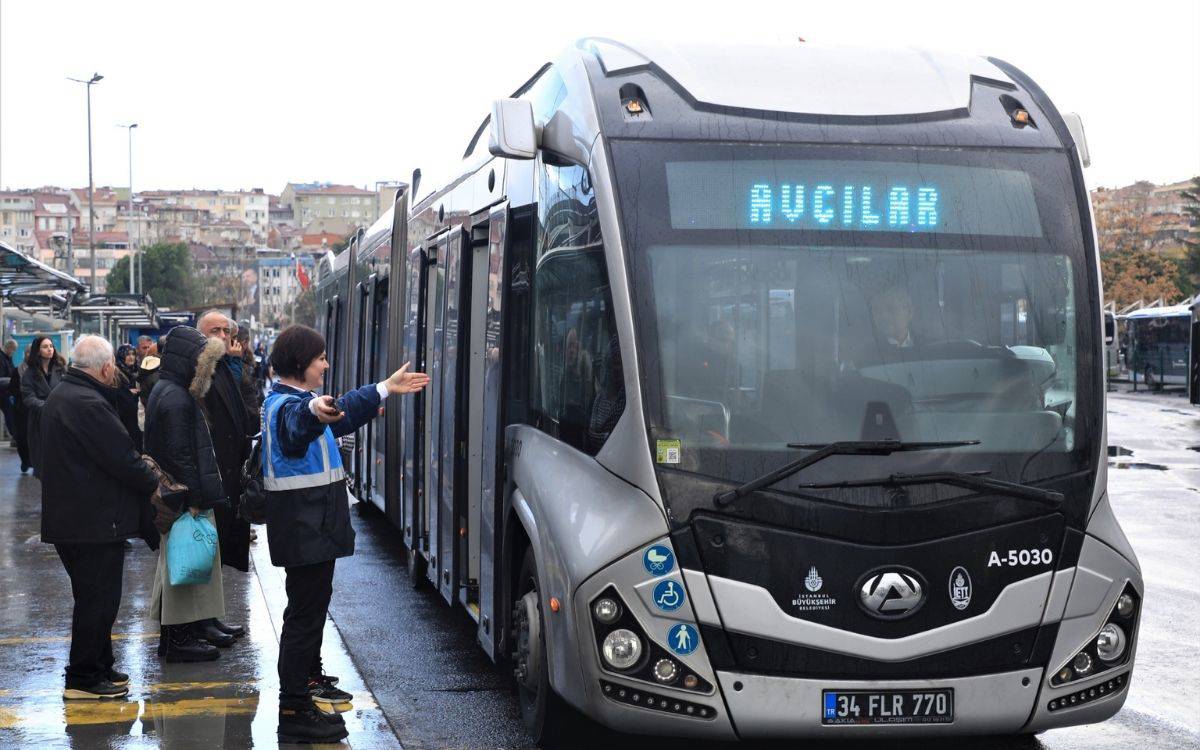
[118,123,138,293]
[68,73,103,292]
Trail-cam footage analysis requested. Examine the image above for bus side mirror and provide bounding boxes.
[1062,112,1091,168]
[1104,314,1116,345]
[488,99,538,160]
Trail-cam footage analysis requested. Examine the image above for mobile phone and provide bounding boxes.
[325,394,345,417]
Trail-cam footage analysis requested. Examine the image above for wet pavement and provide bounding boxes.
[0,448,399,748]
[2,388,1197,749]
[327,388,1200,750]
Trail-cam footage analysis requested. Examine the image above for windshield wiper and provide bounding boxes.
[711,440,979,507]
[796,471,1064,508]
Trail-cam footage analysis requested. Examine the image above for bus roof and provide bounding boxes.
[1123,303,1193,320]
[582,38,1014,117]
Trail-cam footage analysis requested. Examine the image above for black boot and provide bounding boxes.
[162,624,220,663]
[209,618,246,638]
[277,702,349,744]
[189,620,236,648]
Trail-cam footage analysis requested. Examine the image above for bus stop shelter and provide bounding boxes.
[70,294,162,345]
[0,240,87,334]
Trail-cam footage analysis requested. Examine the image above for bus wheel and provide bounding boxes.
[406,546,427,590]
[512,547,578,745]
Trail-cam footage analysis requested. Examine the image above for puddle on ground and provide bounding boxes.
[1108,445,1134,457]
[1108,461,1169,471]
[1188,446,1200,453]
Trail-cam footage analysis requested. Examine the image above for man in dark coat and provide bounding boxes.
[41,335,158,699]
[197,311,252,633]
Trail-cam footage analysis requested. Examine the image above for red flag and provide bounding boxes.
[294,253,310,290]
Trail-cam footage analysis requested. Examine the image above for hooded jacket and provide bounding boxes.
[40,368,158,544]
[144,326,227,510]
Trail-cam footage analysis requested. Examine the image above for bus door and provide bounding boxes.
[436,228,469,605]
[370,275,390,513]
[353,275,375,501]
[401,247,427,555]
[322,295,341,394]
[423,232,451,592]
[466,203,509,657]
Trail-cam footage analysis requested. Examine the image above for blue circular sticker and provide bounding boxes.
[643,545,675,576]
[666,623,699,656]
[652,579,686,612]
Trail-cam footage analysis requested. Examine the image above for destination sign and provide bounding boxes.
[665,159,1043,237]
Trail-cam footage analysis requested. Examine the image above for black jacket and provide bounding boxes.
[144,326,227,510]
[40,368,158,544]
[20,359,64,477]
[0,350,14,391]
[206,358,252,572]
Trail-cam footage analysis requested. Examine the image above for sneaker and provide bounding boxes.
[310,671,339,687]
[308,678,353,706]
[63,679,129,700]
[277,703,350,744]
[106,668,129,686]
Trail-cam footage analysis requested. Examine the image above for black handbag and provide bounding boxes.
[239,438,268,525]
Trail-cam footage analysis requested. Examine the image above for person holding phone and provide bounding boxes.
[263,324,428,744]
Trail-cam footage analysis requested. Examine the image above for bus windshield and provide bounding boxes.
[610,140,1100,498]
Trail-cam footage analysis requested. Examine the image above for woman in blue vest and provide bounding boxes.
[264,324,427,744]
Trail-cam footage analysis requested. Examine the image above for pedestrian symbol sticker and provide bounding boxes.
[643,545,675,576]
[653,579,686,612]
[667,623,698,656]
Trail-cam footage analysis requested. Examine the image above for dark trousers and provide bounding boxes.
[55,542,125,685]
[1,395,14,437]
[12,404,28,467]
[278,559,335,705]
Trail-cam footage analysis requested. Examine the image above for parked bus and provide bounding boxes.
[315,39,1141,741]
[1190,299,1199,404]
[1124,303,1191,389]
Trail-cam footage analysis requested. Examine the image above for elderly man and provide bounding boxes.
[135,335,155,363]
[40,335,158,699]
[196,310,252,642]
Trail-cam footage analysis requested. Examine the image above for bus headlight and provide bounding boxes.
[1095,624,1127,662]
[593,597,621,624]
[602,629,643,670]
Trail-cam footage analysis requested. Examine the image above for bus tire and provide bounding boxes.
[512,547,579,746]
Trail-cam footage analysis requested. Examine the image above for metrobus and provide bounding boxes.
[1124,303,1191,389]
[314,38,1141,741]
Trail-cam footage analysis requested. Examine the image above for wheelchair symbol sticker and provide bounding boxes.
[653,579,686,612]
[643,545,675,576]
[667,623,699,656]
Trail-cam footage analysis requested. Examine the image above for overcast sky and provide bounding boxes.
[1,0,1197,196]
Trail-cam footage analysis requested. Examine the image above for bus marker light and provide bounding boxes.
[549,597,561,613]
[682,675,699,690]
[653,659,679,684]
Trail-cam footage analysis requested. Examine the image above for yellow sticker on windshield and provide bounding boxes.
[656,439,681,464]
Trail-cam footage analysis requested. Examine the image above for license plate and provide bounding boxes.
[822,689,954,725]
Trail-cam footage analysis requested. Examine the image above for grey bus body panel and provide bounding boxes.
[720,668,1043,738]
[706,571,1056,661]
[508,425,669,709]
[572,538,734,739]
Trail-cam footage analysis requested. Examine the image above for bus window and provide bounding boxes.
[530,160,624,455]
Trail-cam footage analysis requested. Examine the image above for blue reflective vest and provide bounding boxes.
[261,391,345,491]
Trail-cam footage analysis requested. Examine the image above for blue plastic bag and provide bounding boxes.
[167,512,218,586]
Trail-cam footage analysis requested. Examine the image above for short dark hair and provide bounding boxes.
[270,325,326,380]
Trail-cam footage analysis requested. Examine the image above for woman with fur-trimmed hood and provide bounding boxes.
[143,326,231,663]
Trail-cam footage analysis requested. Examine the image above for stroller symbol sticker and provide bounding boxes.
[667,623,698,655]
[643,545,675,576]
[653,579,686,612]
